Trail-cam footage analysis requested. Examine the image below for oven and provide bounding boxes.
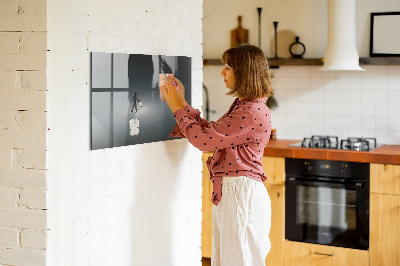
[285,158,370,250]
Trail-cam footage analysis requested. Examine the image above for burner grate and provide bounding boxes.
[340,137,377,151]
[296,136,378,151]
[301,135,339,149]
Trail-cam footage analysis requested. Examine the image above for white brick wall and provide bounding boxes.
[0,208,46,230]
[0,248,46,266]
[47,1,203,266]
[4,1,204,265]
[0,187,19,208]
[21,229,47,250]
[0,0,48,265]
[0,227,19,247]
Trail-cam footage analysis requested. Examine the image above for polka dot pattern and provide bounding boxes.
[169,97,272,206]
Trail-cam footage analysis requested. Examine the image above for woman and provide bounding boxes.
[162,44,273,266]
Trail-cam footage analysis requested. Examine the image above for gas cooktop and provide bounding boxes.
[289,135,383,151]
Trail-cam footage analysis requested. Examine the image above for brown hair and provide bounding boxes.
[221,44,273,99]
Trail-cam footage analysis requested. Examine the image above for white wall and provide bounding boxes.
[204,0,326,59]
[203,0,400,58]
[0,0,48,265]
[47,0,203,266]
[204,65,400,144]
[203,0,400,145]
[271,65,400,144]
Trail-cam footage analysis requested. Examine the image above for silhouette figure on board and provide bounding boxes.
[131,92,141,114]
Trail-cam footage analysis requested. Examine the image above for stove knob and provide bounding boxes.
[340,164,347,174]
[305,162,312,171]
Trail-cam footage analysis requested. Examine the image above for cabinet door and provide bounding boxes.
[264,184,284,266]
[370,163,400,195]
[261,156,285,185]
[370,193,400,266]
[284,241,369,266]
[202,152,213,258]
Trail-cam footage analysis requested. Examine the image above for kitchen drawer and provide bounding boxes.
[284,241,369,266]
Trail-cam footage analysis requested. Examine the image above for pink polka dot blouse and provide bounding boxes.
[169,97,271,206]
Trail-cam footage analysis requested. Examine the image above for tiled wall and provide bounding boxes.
[45,0,203,266]
[203,65,400,144]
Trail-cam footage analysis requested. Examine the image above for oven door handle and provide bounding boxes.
[287,177,364,189]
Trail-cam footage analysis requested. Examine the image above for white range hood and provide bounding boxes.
[320,0,365,71]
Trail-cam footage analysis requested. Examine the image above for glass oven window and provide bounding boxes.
[297,186,357,230]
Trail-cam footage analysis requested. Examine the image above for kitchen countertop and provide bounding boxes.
[263,139,400,165]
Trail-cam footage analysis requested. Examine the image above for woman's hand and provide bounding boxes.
[172,77,187,108]
[160,77,185,113]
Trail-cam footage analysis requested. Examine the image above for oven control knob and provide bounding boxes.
[304,161,312,171]
[340,164,347,174]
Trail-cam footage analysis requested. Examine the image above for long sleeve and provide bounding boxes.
[170,97,271,206]
[169,104,210,137]
[172,105,258,152]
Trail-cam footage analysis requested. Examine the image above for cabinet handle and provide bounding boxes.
[314,252,335,257]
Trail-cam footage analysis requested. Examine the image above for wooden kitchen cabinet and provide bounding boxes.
[202,152,213,258]
[264,184,285,266]
[262,156,285,266]
[284,241,369,266]
[370,163,400,266]
[370,193,400,266]
[370,163,400,195]
[201,154,286,266]
[261,156,285,186]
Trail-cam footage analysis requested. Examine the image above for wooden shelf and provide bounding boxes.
[203,58,323,67]
[359,57,400,65]
[202,59,223,66]
[268,58,322,67]
[203,57,400,67]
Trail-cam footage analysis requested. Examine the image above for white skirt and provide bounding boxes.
[212,176,271,266]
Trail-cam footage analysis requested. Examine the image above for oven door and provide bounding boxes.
[285,177,369,250]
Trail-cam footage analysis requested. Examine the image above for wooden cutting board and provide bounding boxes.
[231,16,249,48]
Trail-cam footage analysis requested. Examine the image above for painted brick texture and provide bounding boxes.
[46,0,203,266]
[21,229,47,250]
[0,227,19,247]
[2,0,204,265]
[0,0,48,265]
